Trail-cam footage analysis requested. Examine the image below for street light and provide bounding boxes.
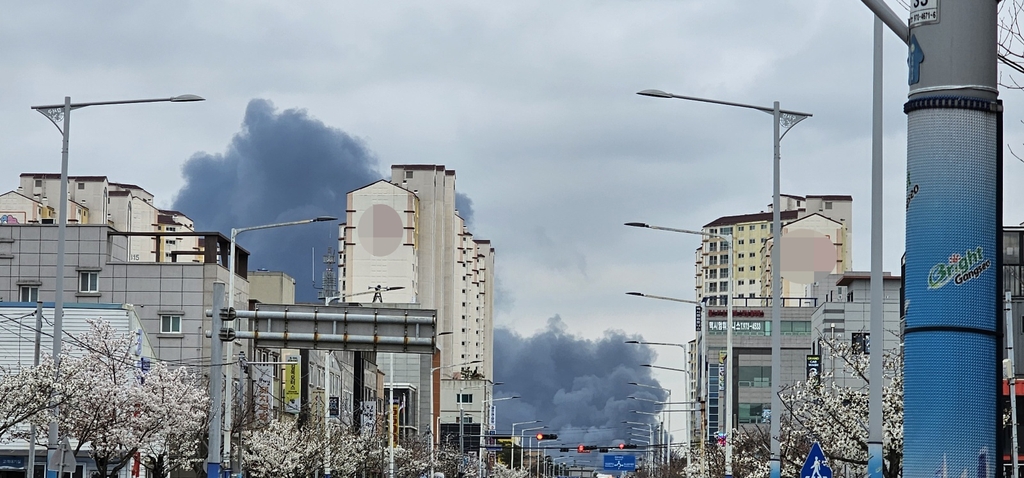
[624,421,655,473]
[478,395,520,478]
[324,285,405,305]
[626,295,705,471]
[429,358,482,478]
[637,89,811,478]
[626,222,733,478]
[511,420,542,470]
[30,93,204,478]
[519,425,546,473]
[217,215,336,476]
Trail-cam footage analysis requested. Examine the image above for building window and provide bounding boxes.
[720,254,729,265]
[161,315,182,334]
[77,182,85,190]
[738,403,771,424]
[761,224,767,229]
[738,267,745,272]
[708,242,717,252]
[708,269,717,279]
[738,366,771,388]
[750,266,756,271]
[457,393,473,403]
[738,253,745,258]
[405,170,414,179]
[708,256,718,266]
[35,179,42,187]
[825,201,833,210]
[738,239,745,245]
[79,272,99,293]
[737,226,744,231]
[20,286,38,302]
[719,281,728,291]
[720,227,732,235]
[708,283,718,293]
[720,241,730,251]
[748,293,756,298]
[720,268,729,278]
[737,280,745,286]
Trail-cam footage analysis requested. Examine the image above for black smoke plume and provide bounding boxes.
[173,99,381,301]
[493,316,669,463]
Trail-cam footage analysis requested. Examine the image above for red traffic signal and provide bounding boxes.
[619,443,625,449]
[577,444,585,453]
[536,433,558,441]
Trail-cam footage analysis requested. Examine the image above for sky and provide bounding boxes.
[5,0,1024,456]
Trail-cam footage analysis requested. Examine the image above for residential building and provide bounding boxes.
[696,194,852,305]
[8,174,200,262]
[339,165,496,440]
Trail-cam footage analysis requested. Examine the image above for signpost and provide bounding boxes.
[801,442,832,478]
[603,455,637,472]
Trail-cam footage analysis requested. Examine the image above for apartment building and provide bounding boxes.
[696,194,852,305]
[339,165,496,439]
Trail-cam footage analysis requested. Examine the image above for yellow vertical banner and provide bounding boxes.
[284,362,301,413]
[391,404,400,445]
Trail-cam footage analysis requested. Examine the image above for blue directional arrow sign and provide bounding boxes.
[801,442,832,478]
[603,455,636,471]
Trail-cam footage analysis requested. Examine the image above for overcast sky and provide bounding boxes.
[5,0,1024,434]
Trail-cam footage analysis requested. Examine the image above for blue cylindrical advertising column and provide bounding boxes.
[903,0,1000,476]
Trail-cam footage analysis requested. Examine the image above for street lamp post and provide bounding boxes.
[30,93,204,478]
[626,314,706,478]
[626,223,733,477]
[519,426,545,474]
[624,421,655,474]
[511,420,541,471]
[429,358,481,478]
[637,89,810,478]
[217,215,336,476]
[479,396,519,478]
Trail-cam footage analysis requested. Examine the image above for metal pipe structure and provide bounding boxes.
[30,93,204,478]
[1007,291,1020,478]
[634,89,810,478]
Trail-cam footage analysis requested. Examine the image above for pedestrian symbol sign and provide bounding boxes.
[801,442,832,478]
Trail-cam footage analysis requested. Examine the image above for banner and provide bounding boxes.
[253,365,273,423]
[284,358,301,414]
[360,401,377,435]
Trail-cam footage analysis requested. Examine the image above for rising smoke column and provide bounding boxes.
[172,99,381,300]
[493,315,668,461]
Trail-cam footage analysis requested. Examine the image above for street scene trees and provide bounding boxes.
[694,338,904,478]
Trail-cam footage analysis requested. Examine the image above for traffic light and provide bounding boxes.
[577,444,585,453]
[559,448,569,453]
[536,433,558,441]
[599,448,609,453]
[618,443,625,449]
[621,444,638,449]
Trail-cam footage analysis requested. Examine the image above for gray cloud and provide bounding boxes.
[172,99,382,301]
[493,316,667,458]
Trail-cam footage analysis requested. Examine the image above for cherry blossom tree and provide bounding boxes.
[31,320,209,478]
[716,338,903,478]
[0,353,79,440]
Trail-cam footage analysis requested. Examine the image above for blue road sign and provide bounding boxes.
[603,454,636,471]
[801,442,832,478]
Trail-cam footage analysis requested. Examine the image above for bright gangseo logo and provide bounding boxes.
[927,247,991,290]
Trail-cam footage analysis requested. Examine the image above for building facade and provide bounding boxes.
[339,165,496,441]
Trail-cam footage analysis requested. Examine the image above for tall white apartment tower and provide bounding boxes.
[340,165,495,436]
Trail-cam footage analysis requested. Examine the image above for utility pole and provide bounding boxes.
[27,302,43,478]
